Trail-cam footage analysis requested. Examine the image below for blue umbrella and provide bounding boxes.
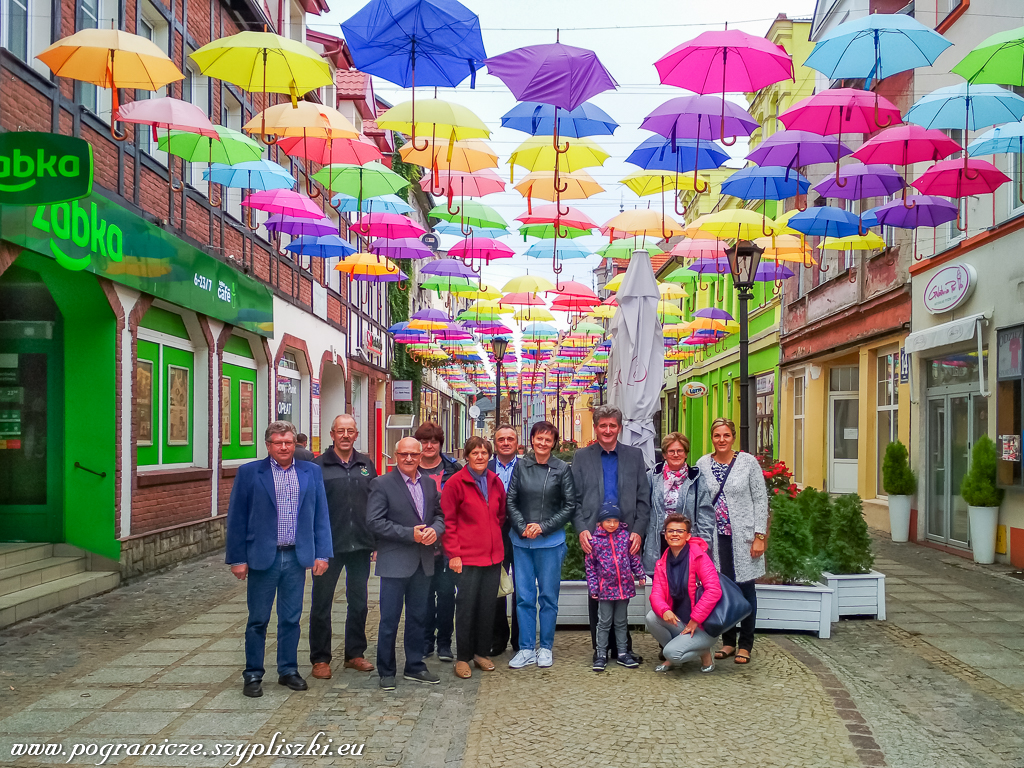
[626,135,730,173]
[330,192,412,214]
[967,122,1024,156]
[721,166,810,201]
[433,221,509,238]
[285,235,357,259]
[525,240,593,260]
[205,160,295,190]
[785,206,863,238]
[906,83,1024,130]
[500,101,618,137]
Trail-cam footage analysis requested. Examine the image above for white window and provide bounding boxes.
[222,92,244,221]
[3,0,47,76]
[946,128,966,245]
[182,60,211,190]
[792,372,804,484]
[276,350,308,435]
[288,0,304,44]
[876,350,900,497]
[77,0,114,122]
[134,3,170,156]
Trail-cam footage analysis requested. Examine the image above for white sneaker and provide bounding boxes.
[536,648,553,668]
[509,649,537,669]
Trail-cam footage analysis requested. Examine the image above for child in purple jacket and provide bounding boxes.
[585,502,647,671]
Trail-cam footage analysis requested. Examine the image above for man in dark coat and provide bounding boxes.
[489,424,520,656]
[309,414,378,679]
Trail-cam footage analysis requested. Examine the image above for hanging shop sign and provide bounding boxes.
[0,192,273,336]
[0,132,93,206]
[393,380,413,401]
[923,264,976,315]
[681,382,708,398]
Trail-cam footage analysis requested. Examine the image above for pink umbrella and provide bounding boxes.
[116,97,217,190]
[277,135,383,166]
[447,237,515,263]
[852,124,962,209]
[779,88,902,186]
[352,212,426,239]
[242,190,324,228]
[420,168,505,198]
[515,204,598,231]
[910,158,1009,232]
[670,238,726,260]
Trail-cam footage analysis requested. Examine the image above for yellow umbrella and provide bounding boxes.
[456,283,503,300]
[588,305,617,320]
[244,102,359,141]
[399,138,498,173]
[666,347,698,360]
[659,283,689,300]
[508,136,609,179]
[604,273,625,292]
[684,209,779,240]
[502,275,556,293]
[513,307,556,322]
[755,234,817,266]
[656,301,685,318]
[663,324,692,338]
[467,299,514,315]
[770,209,803,236]
[333,252,402,277]
[620,171,698,197]
[514,170,604,202]
[684,317,738,333]
[36,28,183,138]
[818,233,886,250]
[603,209,685,239]
[377,99,490,149]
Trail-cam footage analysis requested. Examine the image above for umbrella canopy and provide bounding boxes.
[721,166,810,201]
[485,43,618,111]
[333,252,405,279]
[868,195,958,228]
[779,88,902,134]
[431,200,507,229]
[606,249,664,467]
[910,159,1010,197]
[244,101,360,140]
[670,238,726,260]
[602,209,686,239]
[448,238,515,262]
[377,98,490,141]
[784,206,862,238]
[278,135,383,166]
[503,274,556,293]
[369,238,434,259]
[514,170,604,202]
[400,137,499,172]
[501,101,618,137]
[508,135,610,174]
[422,168,505,197]
[313,162,410,199]
[205,160,296,191]
[157,126,263,165]
[517,204,597,230]
[745,129,853,168]
[434,221,509,238]
[905,83,1024,130]
[115,96,217,141]
[596,241,665,259]
[285,235,357,259]
[526,240,593,260]
[685,209,780,239]
[753,263,795,281]
[626,135,730,173]
[500,291,546,307]
[641,95,759,141]
[265,215,336,237]
[852,123,962,165]
[242,189,323,218]
[655,29,793,93]
[967,122,1024,156]
[332,193,413,215]
[818,233,885,251]
[952,26,1024,86]
[419,258,477,278]
[813,163,905,200]
[619,171,697,197]
[517,223,592,239]
[341,0,486,88]
[353,212,426,239]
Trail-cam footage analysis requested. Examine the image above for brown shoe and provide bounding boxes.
[343,657,374,672]
[473,655,495,671]
[453,661,472,679]
[311,662,332,679]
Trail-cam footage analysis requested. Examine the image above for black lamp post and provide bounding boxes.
[491,336,509,435]
[594,370,606,406]
[725,240,764,454]
[568,393,577,443]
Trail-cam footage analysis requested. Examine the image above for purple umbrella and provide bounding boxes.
[687,258,732,275]
[814,163,905,200]
[754,263,795,281]
[264,215,336,237]
[431,323,474,340]
[641,95,759,145]
[869,194,957,228]
[694,307,735,321]
[746,129,853,168]
[369,237,434,259]
[419,258,477,278]
[411,308,452,322]
[485,42,617,111]
[352,269,408,282]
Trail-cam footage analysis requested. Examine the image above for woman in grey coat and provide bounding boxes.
[695,418,769,665]
[644,432,715,575]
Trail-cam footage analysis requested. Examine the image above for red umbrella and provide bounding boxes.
[277,135,383,166]
[779,88,902,185]
[910,158,1009,231]
[852,124,962,208]
[116,96,217,190]
[547,280,599,299]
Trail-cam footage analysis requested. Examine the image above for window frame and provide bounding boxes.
[792,371,805,485]
[996,323,1024,488]
[876,350,900,497]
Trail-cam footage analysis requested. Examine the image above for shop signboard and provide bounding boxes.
[0,132,93,206]
[0,192,274,336]
[997,326,1023,379]
[923,264,976,314]
[681,382,708,398]
[393,380,413,401]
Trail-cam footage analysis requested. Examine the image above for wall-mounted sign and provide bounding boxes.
[756,372,775,395]
[681,382,708,398]
[899,346,910,384]
[393,380,413,401]
[0,132,93,205]
[923,264,976,314]
[997,326,1024,379]
[420,232,440,252]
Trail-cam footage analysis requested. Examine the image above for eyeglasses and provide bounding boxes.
[665,449,687,457]
[333,429,357,436]
[268,440,295,447]
[397,452,421,459]
[664,529,689,537]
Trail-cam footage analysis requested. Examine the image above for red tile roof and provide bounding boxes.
[335,69,370,99]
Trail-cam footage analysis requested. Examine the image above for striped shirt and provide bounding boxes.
[404,471,425,520]
[271,458,301,546]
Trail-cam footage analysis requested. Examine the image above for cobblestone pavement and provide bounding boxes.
[0,538,1020,767]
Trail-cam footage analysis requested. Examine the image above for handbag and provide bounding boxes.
[497,566,514,597]
[695,572,752,637]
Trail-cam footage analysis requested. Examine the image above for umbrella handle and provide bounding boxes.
[448,200,462,217]
[858,216,869,236]
[848,255,857,283]
[762,216,773,237]
[834,123,847,187]
[719,110,736,147]
[397,279,408,292]
[873,93,893,130]
[274,233,290,258]
[819,253,829,273]
[557,202,570,217]
[963,160,980,181]
[245,202,260,232]
[558,225,571,239]
[902,185,916,210]
[305,172,321,200]
[955,200,967,232]
[110,120,128,142]
[884,244,897,267]
[209,182,221,208]
[692,165,709,194]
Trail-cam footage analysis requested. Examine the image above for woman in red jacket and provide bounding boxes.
[441,436,507,679]
[646,513,722,673]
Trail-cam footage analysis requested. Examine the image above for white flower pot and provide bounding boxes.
[555,581,649,626]
[968,506,999,564]
[754,582,834,639]
[822,570,886,622]
[888,495,912,543]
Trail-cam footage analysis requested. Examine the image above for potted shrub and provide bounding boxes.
[756,492,834,638]
[820,494,886,622]
[882,441,916,542]
[556,523,648,626]
[960,436,1004,564]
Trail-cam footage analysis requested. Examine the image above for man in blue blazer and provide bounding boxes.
[366,436,445,691]
[226,421,332,698]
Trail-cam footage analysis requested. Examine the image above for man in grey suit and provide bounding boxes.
[366,437,445,691]
[572,405,651,664]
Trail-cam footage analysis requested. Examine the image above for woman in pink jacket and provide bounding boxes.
[646,513,722,673]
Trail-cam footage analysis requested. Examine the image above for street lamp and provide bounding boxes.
[491,336,509,435]
[594,370,606,406]
[567,393,577,443]
[725,240,764,454]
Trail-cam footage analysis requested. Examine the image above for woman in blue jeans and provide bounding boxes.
[504,421,576,669]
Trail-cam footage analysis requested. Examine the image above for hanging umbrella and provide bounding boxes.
[503,275,556,293]
[277,135,383,166]
[514,170,604,209]
[869,195,958,228]
[434,221,509,238]
[377,98,491,151]
[606,249,664,467]
[353,212,427,239]
[369,238,434,259]
[265,215,336,237]
[670,239,726,260]
[431,199,507,232]
[314,161,410,214]
[501,101,618,137]
[968,123,1024,205]
[334,251,406,280]
[952,26,1024,86]
[526,241,593,260]
[242,190,323,232]
[420,259,477,278]
[485,42,617,112]
[685,208,780,239]
[332,193,413,215]
[37,28,184,139]
[818,233,885,251]
[596,241,665,260]
[400,137,499,174]
[516,204,598,232]
[500,291,547,307]
[813,163,905,205]
[285,235,358,259]
[508,135,610,178]
[785,206,862,238]
[116,96,217,190]
[206,160,296,192]
[753,263,795,281]
[448,238,515,263]
[421,168,505,198]
[626,135,730,174]
[906,83,1024,130]
[244,102,360,142]
[518,223,592,239]
[158,126,262,165]
[910,159,1010,231]
[619,171,696,197]
[342,0,486,148]
[602,209,686,240]
[661,267,701,284]
[641,94,760,145]
[721,166,810,201]
[746,129,853,167]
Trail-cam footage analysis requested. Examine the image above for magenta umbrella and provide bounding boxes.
[910,159,1009,231]
[448,237,515,263]
[242,190,323,230]
[851,124,961,209]
[420,168,506,198]
[352,212,426,239]
[265,215,336,237]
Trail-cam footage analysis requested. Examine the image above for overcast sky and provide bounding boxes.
[310,0,817,306]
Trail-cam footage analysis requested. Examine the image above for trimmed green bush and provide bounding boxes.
[882,440,917,496]
[561,523,586,580]
[825,494,874,575]
[765,493,820,585]
[797,487,833,555]
[960,436,1005,508]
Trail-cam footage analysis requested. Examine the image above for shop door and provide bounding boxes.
[926,393,988,546]
[0,278,64,542]
[828,393,859,493]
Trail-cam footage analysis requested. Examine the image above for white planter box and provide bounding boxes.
[556,581,649,626]
[754,582,833,639]
[821,570,886,622]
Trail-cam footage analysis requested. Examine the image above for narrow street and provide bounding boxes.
[0,535,1021,768]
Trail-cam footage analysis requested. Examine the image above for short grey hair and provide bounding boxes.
[265,421,297,442]
[395,437,422,453]
[593,405,623,426]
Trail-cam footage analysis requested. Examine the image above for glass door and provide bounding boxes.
[927,398,947,540]
[927,392,989,545]
[829,394,859,493]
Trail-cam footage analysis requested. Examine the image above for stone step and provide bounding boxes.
[0,571,120,629]
[0,543,54,570]
[0,556,88,598]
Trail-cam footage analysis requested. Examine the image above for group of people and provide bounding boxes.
[224,406,769,696]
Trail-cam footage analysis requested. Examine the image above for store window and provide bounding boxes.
[136,307,196,467]
[276,351,303,430]
[997,325,1024,486]
[877,351,900,496]
[792,373,804,484]
[755,373,774,458]
[222,335,258,461]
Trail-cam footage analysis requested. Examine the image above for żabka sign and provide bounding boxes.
[923,264,976,315]
[0,132,93,205]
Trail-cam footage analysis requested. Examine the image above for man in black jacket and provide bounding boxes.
[308,414,378,679]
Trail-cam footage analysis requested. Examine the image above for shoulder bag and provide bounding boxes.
[695,571,752,637]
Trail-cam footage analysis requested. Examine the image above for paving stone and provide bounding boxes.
[174,711,274,737]
[26,690,125,710]
[81,711,181,735]
[74,667,163,684]
[0,709,92,733]
[115,690,206,710]
[155,666,238,685]
[109,651,190,666]
[137,638,209,652]
[180,652,241,666]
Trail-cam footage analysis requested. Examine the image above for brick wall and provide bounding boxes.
[130,479,214,536]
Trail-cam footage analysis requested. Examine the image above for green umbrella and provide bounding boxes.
[519,223,592,239]
[952,27,1024,85]
[429,199,507,230]
[312,161,410,208]
[573,321,607,336]
[596,241,665,260]
[661,267,702,284]
[157,126,263,165]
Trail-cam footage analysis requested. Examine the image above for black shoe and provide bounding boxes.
[379,676,396,691]
[423,649,435,659]
[403,669,440,685]
[617,652,640,669]
[489,645,507,657]
[592,650,608,672]
[633,653,644,664]
[436,646,454,662]
[242,679,263,698]
[277,673,308,691]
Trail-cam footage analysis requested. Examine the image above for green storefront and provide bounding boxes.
[0,133,273,560]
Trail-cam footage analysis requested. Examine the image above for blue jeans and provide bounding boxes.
[245,548,306,681]
[513,543,566,652]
